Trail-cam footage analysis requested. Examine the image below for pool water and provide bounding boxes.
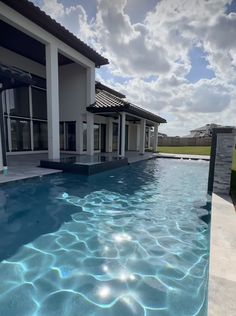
[0,159,210,316]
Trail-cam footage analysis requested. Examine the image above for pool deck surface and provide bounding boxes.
[0,152,158,184]
[0,152,209,184]
[0,154,62,185]
[208,193,236,316]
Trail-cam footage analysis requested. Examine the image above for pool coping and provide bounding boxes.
[0,168,62,186]
[157,153,210,161]
[208,193,236,316]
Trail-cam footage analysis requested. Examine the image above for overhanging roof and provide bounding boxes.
[95,81,126,99]
[1,0,109,67]
[0,63,34,92]
[88,88,167,124]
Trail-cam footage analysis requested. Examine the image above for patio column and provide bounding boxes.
[120,112,126,157]
[153,123,159,152]
[87,112,94,155]
[46,42,60,160]
[139,118,146,155]
[0,126,3,172]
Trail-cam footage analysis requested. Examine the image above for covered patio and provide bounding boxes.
[90,82,167,157]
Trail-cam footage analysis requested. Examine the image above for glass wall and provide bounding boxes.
[3,77,48,152]
[83,122,87,151]
[60,121,76,151]
[33,121,48,150]
[112,123,118,151]
[65,122,76,151]
[94,124,100,150]
[83,122,101,152]
[32,87,47,120]
[9,87,30,117]
[60,122,65,150]
[11,119,31,151]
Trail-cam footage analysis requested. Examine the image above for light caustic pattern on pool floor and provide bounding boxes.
[0,160,210,316]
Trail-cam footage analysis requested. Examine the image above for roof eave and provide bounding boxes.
[2,0,109,67]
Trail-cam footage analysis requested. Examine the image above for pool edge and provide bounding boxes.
[208,193,236,316]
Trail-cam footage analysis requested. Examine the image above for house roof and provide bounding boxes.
[96,81,126,99]
[88,86,167,124]
[191,123,221,132]
[0,63,34,91]
[1,0,109,67]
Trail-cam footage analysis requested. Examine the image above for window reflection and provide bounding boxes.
[9,88,30,117]
[32,87,47,119]
[94,123,100,150]
[11,119,31,151]
[33,121,48,150]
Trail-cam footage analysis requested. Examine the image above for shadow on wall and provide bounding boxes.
[231,170,236,205]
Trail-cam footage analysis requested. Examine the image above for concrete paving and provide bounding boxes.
[208,193,236,316]
[0,154,61,185]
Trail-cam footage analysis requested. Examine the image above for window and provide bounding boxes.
[83,122,87,151]
[65,122,76,151]
[11,119,31,151]
[94,124,100,150]
[2,92,7,114]
[112,123,118,151]
[60,122,65,150]
[33,121,48,150]
[32,87,47,119]
[4,117,9,152]
[9,87,30,117]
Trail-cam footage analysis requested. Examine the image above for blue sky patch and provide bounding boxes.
[186,47,215,83]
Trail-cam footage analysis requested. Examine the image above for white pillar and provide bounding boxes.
[86,67,95,106]
[139,118,146,154]
[153,123,159,153]
[46,43,60,160]
[107,118,113,153]
[86,65,95,156]
[120,112,126,157]
[87,112,94,155]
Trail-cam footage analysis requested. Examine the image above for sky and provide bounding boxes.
[31,0,236,136]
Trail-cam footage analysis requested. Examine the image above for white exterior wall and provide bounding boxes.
[59,63,86,120]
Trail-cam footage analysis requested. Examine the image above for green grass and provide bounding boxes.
[159,146,236,203]
[158,146,211,156]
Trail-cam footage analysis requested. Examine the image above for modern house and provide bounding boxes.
[0,0,166,173]
[189,124,221,138]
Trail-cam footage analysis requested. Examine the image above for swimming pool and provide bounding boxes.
[0,158,210,316]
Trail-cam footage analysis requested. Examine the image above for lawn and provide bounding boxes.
[158,146,211,156]
[159,146,236,203]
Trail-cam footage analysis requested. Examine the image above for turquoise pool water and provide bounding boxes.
[0,158,210,316]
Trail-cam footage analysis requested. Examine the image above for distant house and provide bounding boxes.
[189,124,222,138]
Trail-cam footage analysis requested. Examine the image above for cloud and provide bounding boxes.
[32,0,236,135]
[41,0,64,19]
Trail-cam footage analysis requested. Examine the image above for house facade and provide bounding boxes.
[0,0,166,172]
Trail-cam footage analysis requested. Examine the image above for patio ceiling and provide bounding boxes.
[0,20,73,66]
[1,0,109,67]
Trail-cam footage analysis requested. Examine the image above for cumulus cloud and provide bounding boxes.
[32,0,236,135]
